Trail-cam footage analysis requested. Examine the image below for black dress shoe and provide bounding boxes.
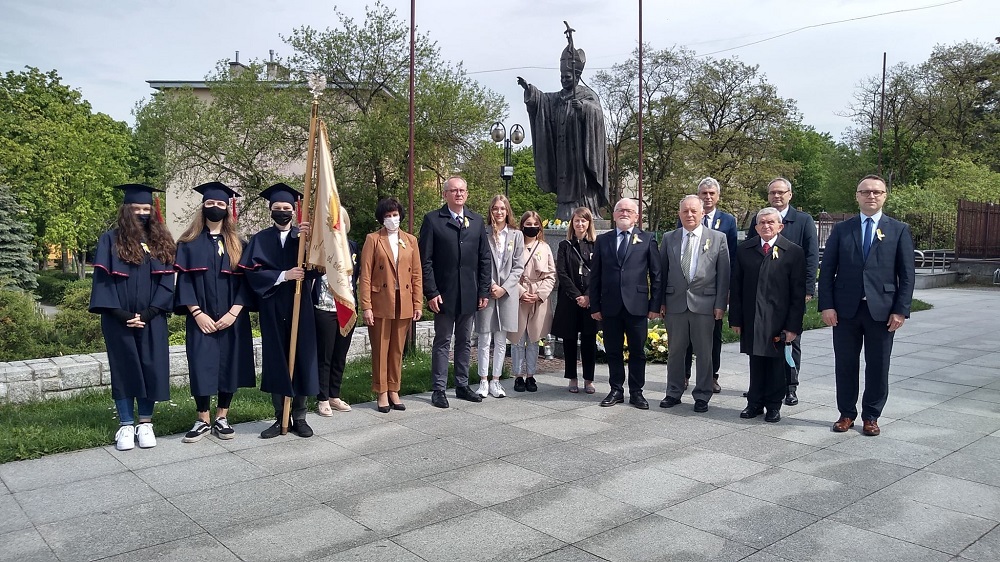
[740,406,764,419]
[660,396,681,408]
[629,391,649,410]
[784,387,799,406]
[431,390,449,409]
[455,385,483,402]
[600,390,624,407]
[764,409,781,423]
[514,377,526,392]
[693,399,709,413]
[260,420,283,439]
[290,419,313,438]
[525,377,538,392]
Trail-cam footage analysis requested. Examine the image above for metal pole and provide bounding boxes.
[637,0,644,219]
[878,52,886,177]
[407,0,418,353]
[504,136,512,197]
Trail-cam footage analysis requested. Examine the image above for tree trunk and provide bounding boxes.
[61,248,70,274]
[76,250,86,280]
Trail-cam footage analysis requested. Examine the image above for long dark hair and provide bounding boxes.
[178,204,243,266]
[115,204,176,265]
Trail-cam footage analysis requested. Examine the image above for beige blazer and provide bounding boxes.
[359,229,422,320]
[515,240,556,342]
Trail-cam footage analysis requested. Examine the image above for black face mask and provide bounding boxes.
[522,226,541,238]
[136,214,151,227]
[271,210,293,226]
[203,206,228,223]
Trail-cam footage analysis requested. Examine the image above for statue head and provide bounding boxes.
[560,46,586,90]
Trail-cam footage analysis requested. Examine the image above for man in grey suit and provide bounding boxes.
[659,195,730,413]
[748,178,819,406]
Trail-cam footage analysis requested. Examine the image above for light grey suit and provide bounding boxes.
[476,227,524,334]
[660,227,730,403]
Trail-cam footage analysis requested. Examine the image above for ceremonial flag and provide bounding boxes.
[307,122,356,335]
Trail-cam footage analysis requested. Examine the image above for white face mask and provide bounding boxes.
[383,216,401,231]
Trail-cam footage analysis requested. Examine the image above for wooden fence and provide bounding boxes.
[955,199,1000,259]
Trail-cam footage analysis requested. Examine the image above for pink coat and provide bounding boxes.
[515,240,556,342]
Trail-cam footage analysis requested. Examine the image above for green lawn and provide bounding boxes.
[0,349,480,463]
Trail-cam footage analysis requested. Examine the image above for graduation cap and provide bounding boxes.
[115,184,163,205]
[193,181,240,202]
[259,183,302,206]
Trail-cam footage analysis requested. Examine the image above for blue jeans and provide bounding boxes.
[115,398,156,425]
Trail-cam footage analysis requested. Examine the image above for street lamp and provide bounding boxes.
[490,122,525,196]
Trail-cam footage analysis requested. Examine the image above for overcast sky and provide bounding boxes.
[2,0,996,143]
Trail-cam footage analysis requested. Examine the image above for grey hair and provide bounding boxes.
[613,198,639,212]
[768,177,793,192]
[756,207,781,222]
[697,177,721,192]
[679,194,704,211]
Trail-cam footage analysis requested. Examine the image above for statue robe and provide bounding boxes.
[524,82,609,218]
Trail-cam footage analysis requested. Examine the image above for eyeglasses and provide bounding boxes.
[614,208,637,215]
[768,190,790,196]
[445,189,467,195]
[857,190,886,198]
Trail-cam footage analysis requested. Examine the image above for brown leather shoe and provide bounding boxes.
[832,417,855,432]
[863,419,881,436]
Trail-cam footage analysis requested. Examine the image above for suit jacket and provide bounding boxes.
[679,210,738,266]
[659,227,730,315]
[476,227,524,333]
[419,205,492,317]
[749,206,819,296]
[589,228,662,317]
[730,235,806,356]
[358,229,422,320]
[818,215,915,322]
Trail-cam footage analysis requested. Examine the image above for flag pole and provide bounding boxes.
[281,74,325,434]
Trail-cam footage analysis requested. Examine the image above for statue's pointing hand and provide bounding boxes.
[517,76,529,91]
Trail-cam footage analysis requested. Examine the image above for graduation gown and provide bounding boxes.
[238,226,319,397]
[89,230,174,401]
[174,229,256,396]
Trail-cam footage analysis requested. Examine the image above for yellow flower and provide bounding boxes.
[631,234,641,245]
[772,247,779,260]
[715,218,721,229]
[876,228,884,241]
[649,332,660,342]
[703,238,711,252]
[542,219,549,227]
[554,219,562,225]
[463,217,470,228]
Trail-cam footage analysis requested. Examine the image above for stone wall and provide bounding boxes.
[0,322,437,404]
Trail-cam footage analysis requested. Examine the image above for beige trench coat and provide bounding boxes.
[514,240,556,342]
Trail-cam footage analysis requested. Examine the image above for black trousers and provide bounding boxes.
[271,393,307,422]
[834,301,893,422]
[602,312,648,393]
[684,317,722,380]
[747,355,785,410]
[315,309,354,401]
[194,392,233,413]
[563,333,597,381]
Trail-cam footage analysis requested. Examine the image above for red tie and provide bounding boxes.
[762,243,771,255]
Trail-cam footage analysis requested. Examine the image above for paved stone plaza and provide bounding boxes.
[1,287,998,561]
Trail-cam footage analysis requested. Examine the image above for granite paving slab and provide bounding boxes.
[576,513,755,561]
[394,508,566,561]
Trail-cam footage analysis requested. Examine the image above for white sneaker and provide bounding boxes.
[136,423,157,449]
[490,379,506,398]
[476,379,490,398]
[114,425,135,451]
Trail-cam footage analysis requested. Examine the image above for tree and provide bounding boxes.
[0,184,38,290]
[0,68,134,278]
[283,2,507,234]
[133,60,312,229]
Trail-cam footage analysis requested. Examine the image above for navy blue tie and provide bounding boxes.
[863,217,873,260]
[617,231,628,264]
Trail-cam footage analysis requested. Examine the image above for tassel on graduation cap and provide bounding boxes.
[296,200,302,223]
[154,195,163,223]
[231,197,238,220]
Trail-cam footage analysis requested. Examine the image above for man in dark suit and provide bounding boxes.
[681,177,738,393]
[419,176,492,408]
[819,175,915,437]
[659,195,730,413]
[731,207,806,423]
[747,178,819,406]
[590,198,662,409]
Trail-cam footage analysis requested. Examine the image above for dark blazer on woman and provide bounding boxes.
[551,237,597,338]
